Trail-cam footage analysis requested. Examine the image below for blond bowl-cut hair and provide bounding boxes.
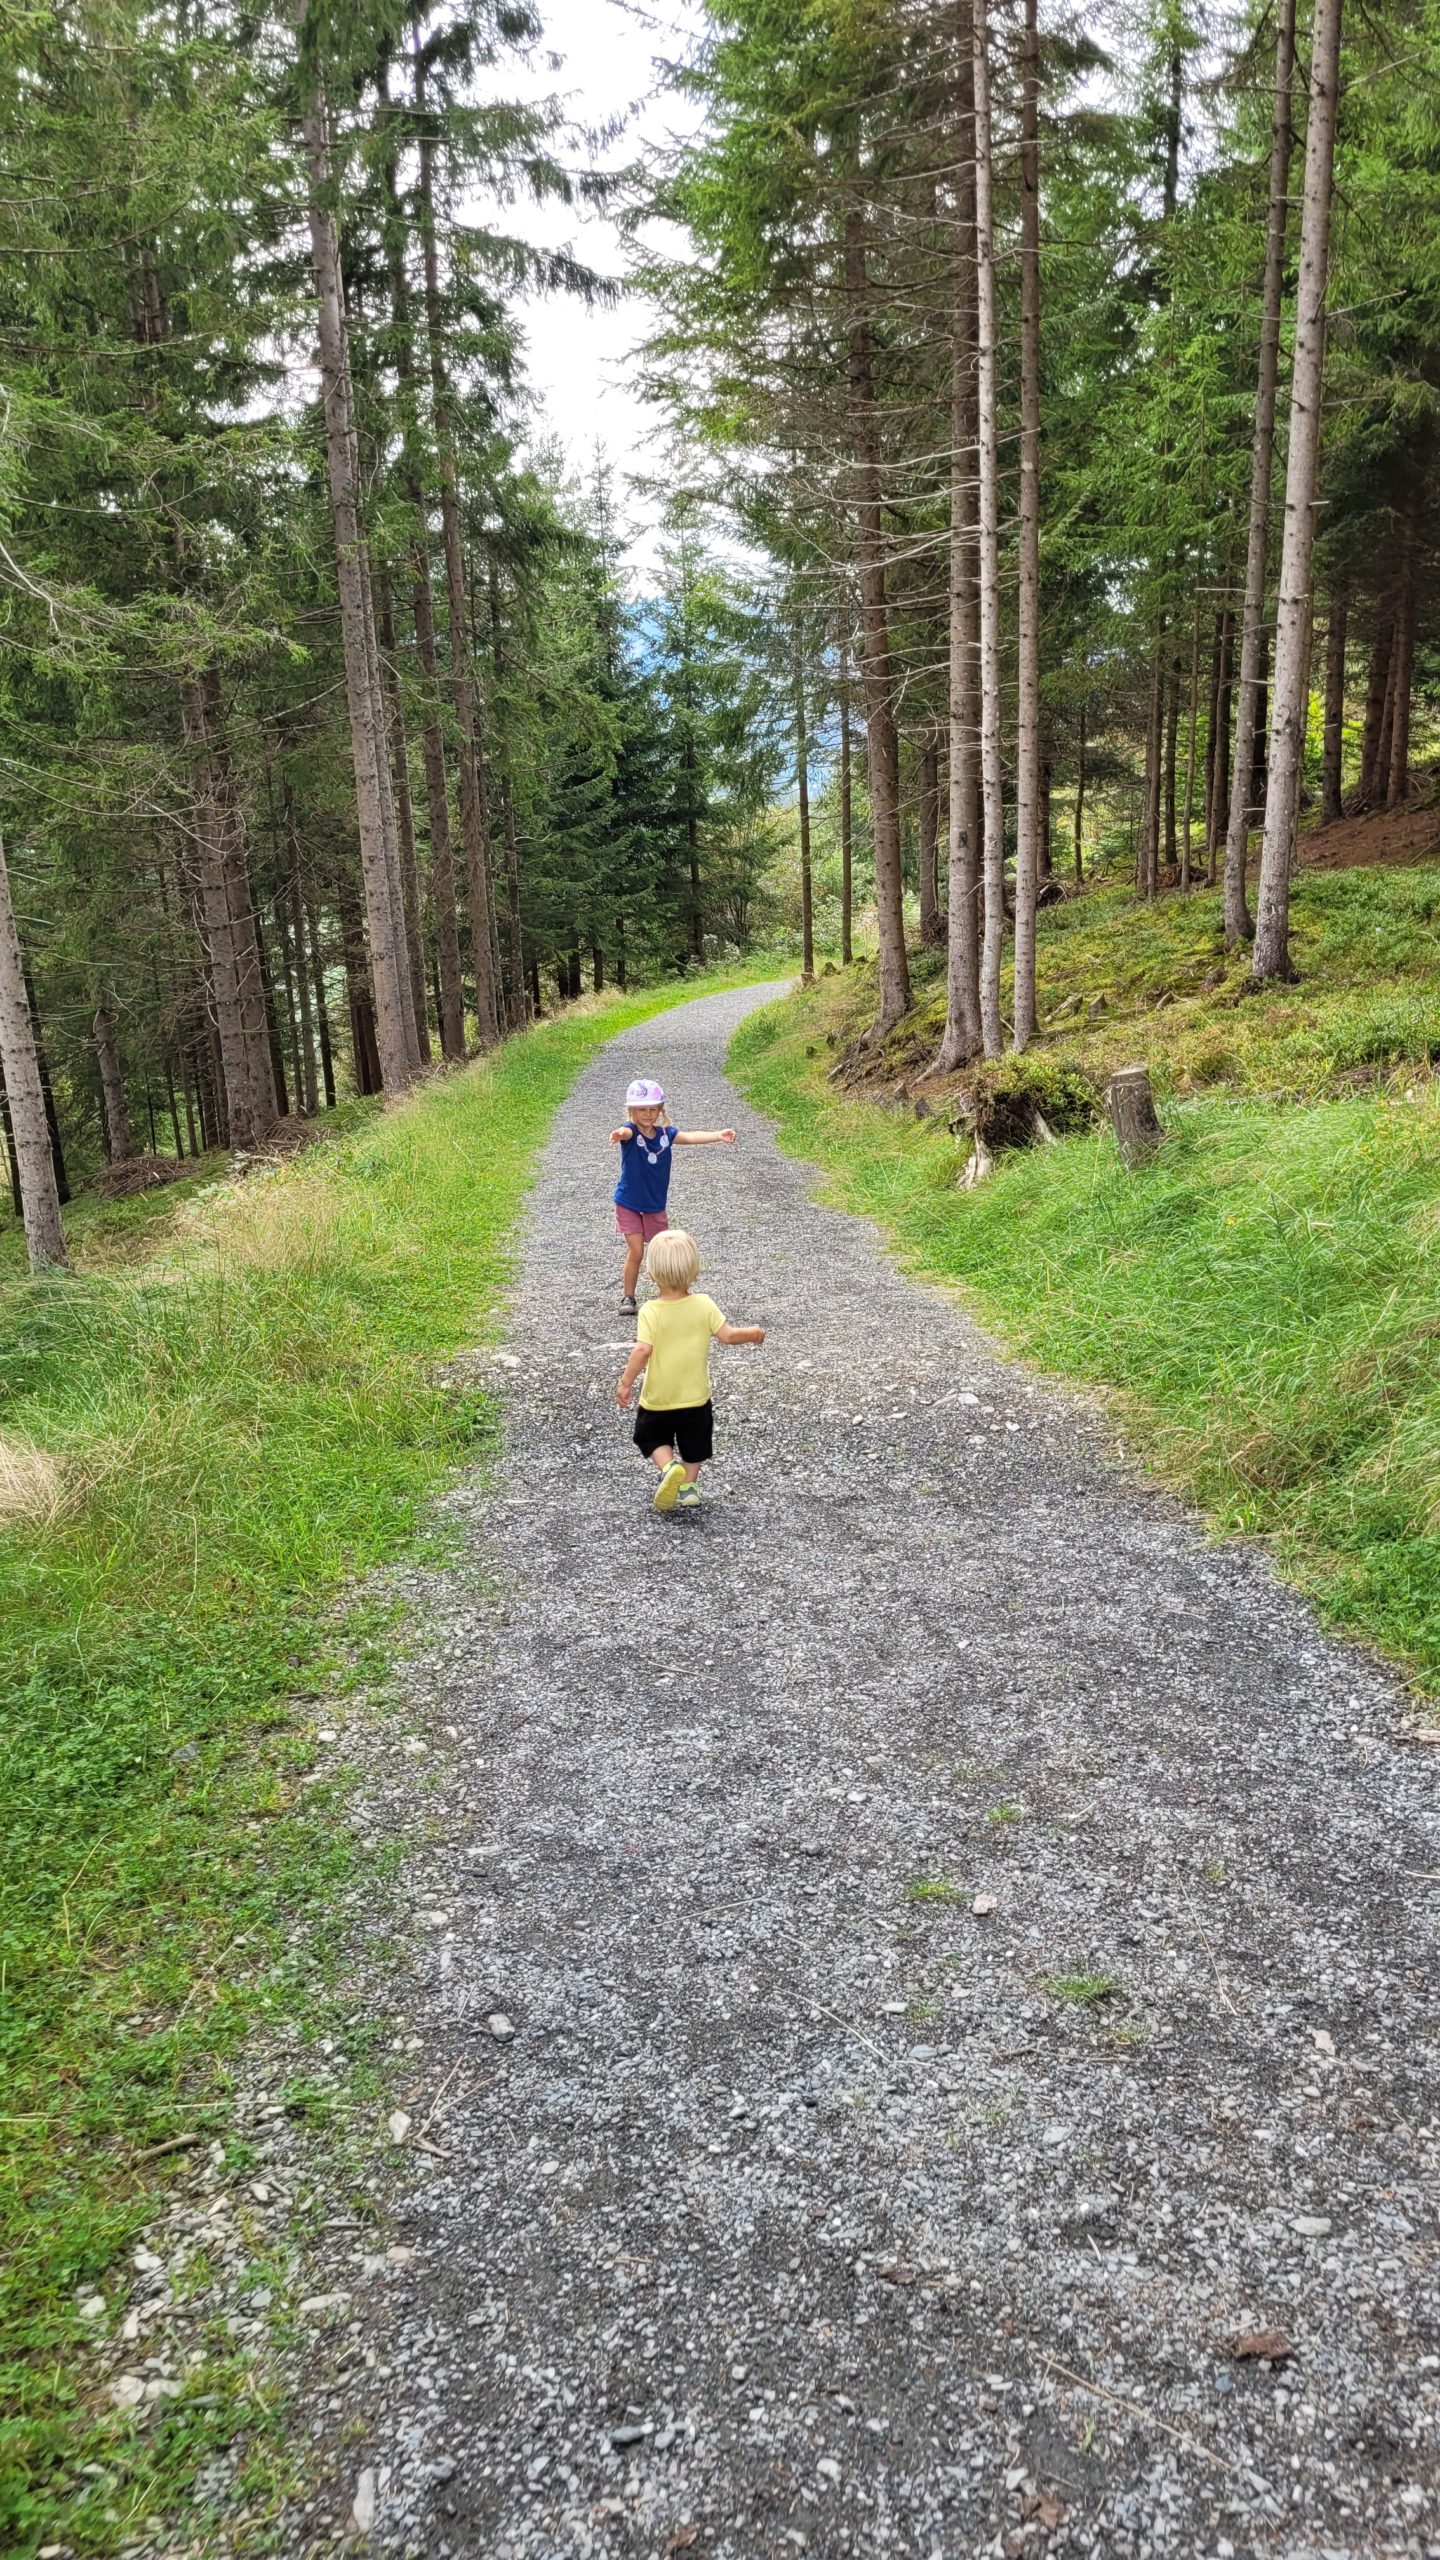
[645,1228,701,1291]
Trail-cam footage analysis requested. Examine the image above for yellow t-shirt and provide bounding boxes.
[637,1291,726,1410]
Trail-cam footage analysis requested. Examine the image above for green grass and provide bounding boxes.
[1043,1973,1121,2008]
[904,1877,966,1903]
[0,966,774,2556]
[731,890,1440,1694]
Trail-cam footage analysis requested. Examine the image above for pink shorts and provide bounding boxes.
[615,1207,669,1241]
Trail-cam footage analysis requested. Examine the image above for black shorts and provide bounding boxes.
[633,1400,714,1463]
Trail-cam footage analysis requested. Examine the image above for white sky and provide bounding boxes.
[488,0,711,570]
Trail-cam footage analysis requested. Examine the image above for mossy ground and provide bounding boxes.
[826,842,1440,1104]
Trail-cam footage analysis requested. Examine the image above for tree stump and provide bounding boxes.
[1108,1064,1165,1167]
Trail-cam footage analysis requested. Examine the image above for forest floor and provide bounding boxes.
[77,978,1432,2560]
[854,810,1440,1108]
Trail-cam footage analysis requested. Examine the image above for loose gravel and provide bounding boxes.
[291,984,1437,2558]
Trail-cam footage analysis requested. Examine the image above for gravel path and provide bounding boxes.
[330,982,1438,2560]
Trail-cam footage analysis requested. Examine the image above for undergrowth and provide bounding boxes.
[732,897,1440,1691]
[0,966,770,2555]
[831,857,1440,1100]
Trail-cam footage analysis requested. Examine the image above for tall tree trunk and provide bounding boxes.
[0,1069,20,1216]
[304,888,337,1109]
[195,674,278,1135]
[1139,634,1164,898]
[917,738,942,948]
[839,649,855,967]
[339,876,383,1095]
[17,960,68,1204]
[1363,609,1393,788]
[376,577,432,1059]
[501,780,525,1026]
[487,556,527,1030]
[93,996,132,1164]
[179,1044,200,1155]
[1162,42,1182,219]
[384,149,466,1064]
[794,630,815,980]
[1162,644,1181,875]
[415,53,500,1047]
[254,921,289,1119]
[1253,0,1345,984]
[1322,589,1347,822]
[300,54,414,1097]
[1180,604,1202,889]
[1250,624,1269,817]
[1208,609,1234,884]
[0,830,66,1270]
[1357,612,1393,805]
[1202,610,1223,849]
[182,675,270,1147]
[165,1058,184,1157]
[1073,705,1087,882]
[934,9,985,1079]
[357,543,423,1071]
[277,892,306,1115]
[285,791,320,1116]
[972,0,1006,1057]
[1224,0,1298,947]
[683,713,703,963]
[1011,0,1043,1049]
[1040,749,1053,878]
[844,214,910,1034]
[1387,519,1415,809]
[408,552,466,1059]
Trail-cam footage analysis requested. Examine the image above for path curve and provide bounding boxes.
[339,983,1438,2560]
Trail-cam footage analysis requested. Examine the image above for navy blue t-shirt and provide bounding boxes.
[614,1122,677,1213]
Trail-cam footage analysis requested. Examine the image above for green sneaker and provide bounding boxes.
[652,1458,685,1513]
[677,1481,702,1511]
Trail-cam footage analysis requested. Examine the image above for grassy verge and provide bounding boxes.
[0,965,775,2554]
[731,940,1440,1695]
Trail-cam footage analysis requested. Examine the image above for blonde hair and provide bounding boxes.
[645,1228,700,1292]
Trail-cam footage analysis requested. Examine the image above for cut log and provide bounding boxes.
[1108,1064,1166,1168]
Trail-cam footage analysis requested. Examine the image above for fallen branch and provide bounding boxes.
[132,2132,203,2166]
[1039,2354,1237,2478]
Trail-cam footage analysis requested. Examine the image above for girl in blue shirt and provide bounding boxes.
[609,1076,737,1310]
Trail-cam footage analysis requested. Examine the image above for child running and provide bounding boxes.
[610,1078,737,1313]
[615,1229,764,1513]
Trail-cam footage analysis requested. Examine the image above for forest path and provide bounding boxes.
[339,982,1437,2560]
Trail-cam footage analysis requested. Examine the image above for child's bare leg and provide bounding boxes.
[682,1460,703,1483]
[649,1444,675,1474]
[621,1234,644,1298]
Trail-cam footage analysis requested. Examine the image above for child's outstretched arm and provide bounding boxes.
[609,1122,636,1146]
[716,1322,765,1346]
[616,1342,652,1408]
[673,1126,737,1146]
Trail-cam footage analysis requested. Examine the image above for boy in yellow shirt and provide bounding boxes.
[615,1229,765,1512]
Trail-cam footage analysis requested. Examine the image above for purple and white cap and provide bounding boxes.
[625,1078,665,1109]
